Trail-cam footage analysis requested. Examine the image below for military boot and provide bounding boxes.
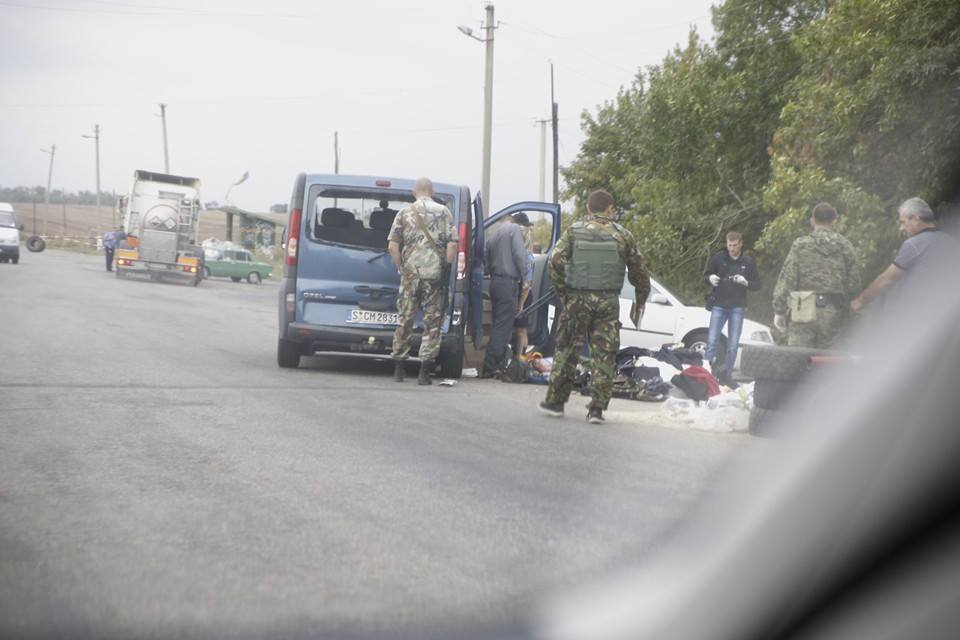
[393,359,405,382]
[417,359,434,386]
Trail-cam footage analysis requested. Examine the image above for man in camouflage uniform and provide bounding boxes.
[539,190,649,424]
[772,202,861,349]
[388,177,457,385]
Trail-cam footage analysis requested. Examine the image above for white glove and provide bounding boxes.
[708,274,720,287]
[731,274,748,287]
[774,314,787,332]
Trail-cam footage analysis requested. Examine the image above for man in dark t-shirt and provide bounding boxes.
[852,198,957,313]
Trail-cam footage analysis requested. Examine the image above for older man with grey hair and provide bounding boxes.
[851,197,956,313]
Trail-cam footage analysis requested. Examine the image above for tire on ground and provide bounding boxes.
[26,236,46,252]
[740,344,827,382]
[749,406,785,436]
[230,276,242,282]
[277,338,301,369]
[247,271,261,284]
[753,378,808,411]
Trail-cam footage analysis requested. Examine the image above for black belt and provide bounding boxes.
[492,273,520,282]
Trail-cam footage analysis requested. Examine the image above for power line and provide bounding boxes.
[0,0,309,18]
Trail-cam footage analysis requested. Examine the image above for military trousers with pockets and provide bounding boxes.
[392,275,444,361]
[545,292,620,411]
[787,305,844,349]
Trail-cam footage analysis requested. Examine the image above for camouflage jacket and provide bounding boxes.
[549,214,650,302]
[388,197,455,281]
[772,228,861,314]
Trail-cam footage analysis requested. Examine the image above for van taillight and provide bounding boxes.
[456,222,468,280]
[286,208,302,266]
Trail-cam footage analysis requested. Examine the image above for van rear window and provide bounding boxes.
[307,188,454,250]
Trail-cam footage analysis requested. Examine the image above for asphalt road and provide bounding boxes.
[0,250,754,639]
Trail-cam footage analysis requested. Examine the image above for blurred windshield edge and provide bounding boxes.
[538,222,960,640]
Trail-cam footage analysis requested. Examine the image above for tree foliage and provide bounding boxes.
[563,0,960,318]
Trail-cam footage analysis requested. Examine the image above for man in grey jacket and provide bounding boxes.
[481,212,533,378]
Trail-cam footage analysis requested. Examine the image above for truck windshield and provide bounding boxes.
[0,212,15,227]
[307,188,454,250]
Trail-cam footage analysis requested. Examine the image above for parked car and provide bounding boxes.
[0,202,23,264]
[202,246,272,283]
[617,275,773,371]
[276,173,561,378]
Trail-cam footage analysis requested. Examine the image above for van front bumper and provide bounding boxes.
[0,245,19,258]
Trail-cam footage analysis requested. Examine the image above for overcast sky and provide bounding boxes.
[0,0,716,213]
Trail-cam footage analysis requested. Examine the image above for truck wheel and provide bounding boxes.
[247,271,261,285]
[277,339,301,369]
[230,276,242,283]
[26,236,46,252]
[11,257,18,264]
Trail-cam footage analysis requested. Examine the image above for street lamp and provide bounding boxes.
[223,171,249,205]
[458,2,496,215]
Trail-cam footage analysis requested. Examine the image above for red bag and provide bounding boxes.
[681,365,721,397]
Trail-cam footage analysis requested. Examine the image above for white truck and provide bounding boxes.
[115,170,204,285]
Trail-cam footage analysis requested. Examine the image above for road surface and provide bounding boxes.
[0,250,754,638]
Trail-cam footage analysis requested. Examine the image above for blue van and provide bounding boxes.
[277,174,561,378]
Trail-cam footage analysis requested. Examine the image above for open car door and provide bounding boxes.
[473,200,561,352]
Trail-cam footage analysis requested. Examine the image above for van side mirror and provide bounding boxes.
[648,293,670,305]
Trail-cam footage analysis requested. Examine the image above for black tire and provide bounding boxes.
[26,236,46,252]
[749,406,784,436]
[277,338,301,369]
[11,257,17,264]
[202,267,211,278]
[438,329,465,379]
[683,329,725,367]
[247,271,261,285]
[740,344,826,382]
[230,276,242,283]
[753,378,807,411]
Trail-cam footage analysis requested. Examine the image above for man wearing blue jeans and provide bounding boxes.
[703,231,761,387]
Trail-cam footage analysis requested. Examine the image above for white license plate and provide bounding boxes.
[346,309,400,325]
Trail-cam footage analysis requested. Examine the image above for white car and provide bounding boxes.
[617,276,773,371]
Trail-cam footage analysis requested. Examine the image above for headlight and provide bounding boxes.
[750,330,773,343]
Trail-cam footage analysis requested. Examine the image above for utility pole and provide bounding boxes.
[458,4,497,215]
[536,118,549,201]
[481,2,495,212]
[82,124,102,234]
[62,186,67,235]
[334,131,340,174]
[159,103,170,173]
[40,144,56,237]
[551,63,559,205]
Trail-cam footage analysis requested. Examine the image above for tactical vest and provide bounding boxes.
[564,222,626,291]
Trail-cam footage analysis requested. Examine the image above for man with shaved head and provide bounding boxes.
[387,177,458,384]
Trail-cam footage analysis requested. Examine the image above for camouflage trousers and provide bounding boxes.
[545,292,620,411]
[787,305,844,350]
[392,275,444,361]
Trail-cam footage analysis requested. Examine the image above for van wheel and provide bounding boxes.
[230,276,242,282]
[438,328,465,379]
[247,271,261,285]
[277,338,301,369]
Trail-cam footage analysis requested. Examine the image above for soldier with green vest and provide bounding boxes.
[772,202,861,349]
[539,190,650,424]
